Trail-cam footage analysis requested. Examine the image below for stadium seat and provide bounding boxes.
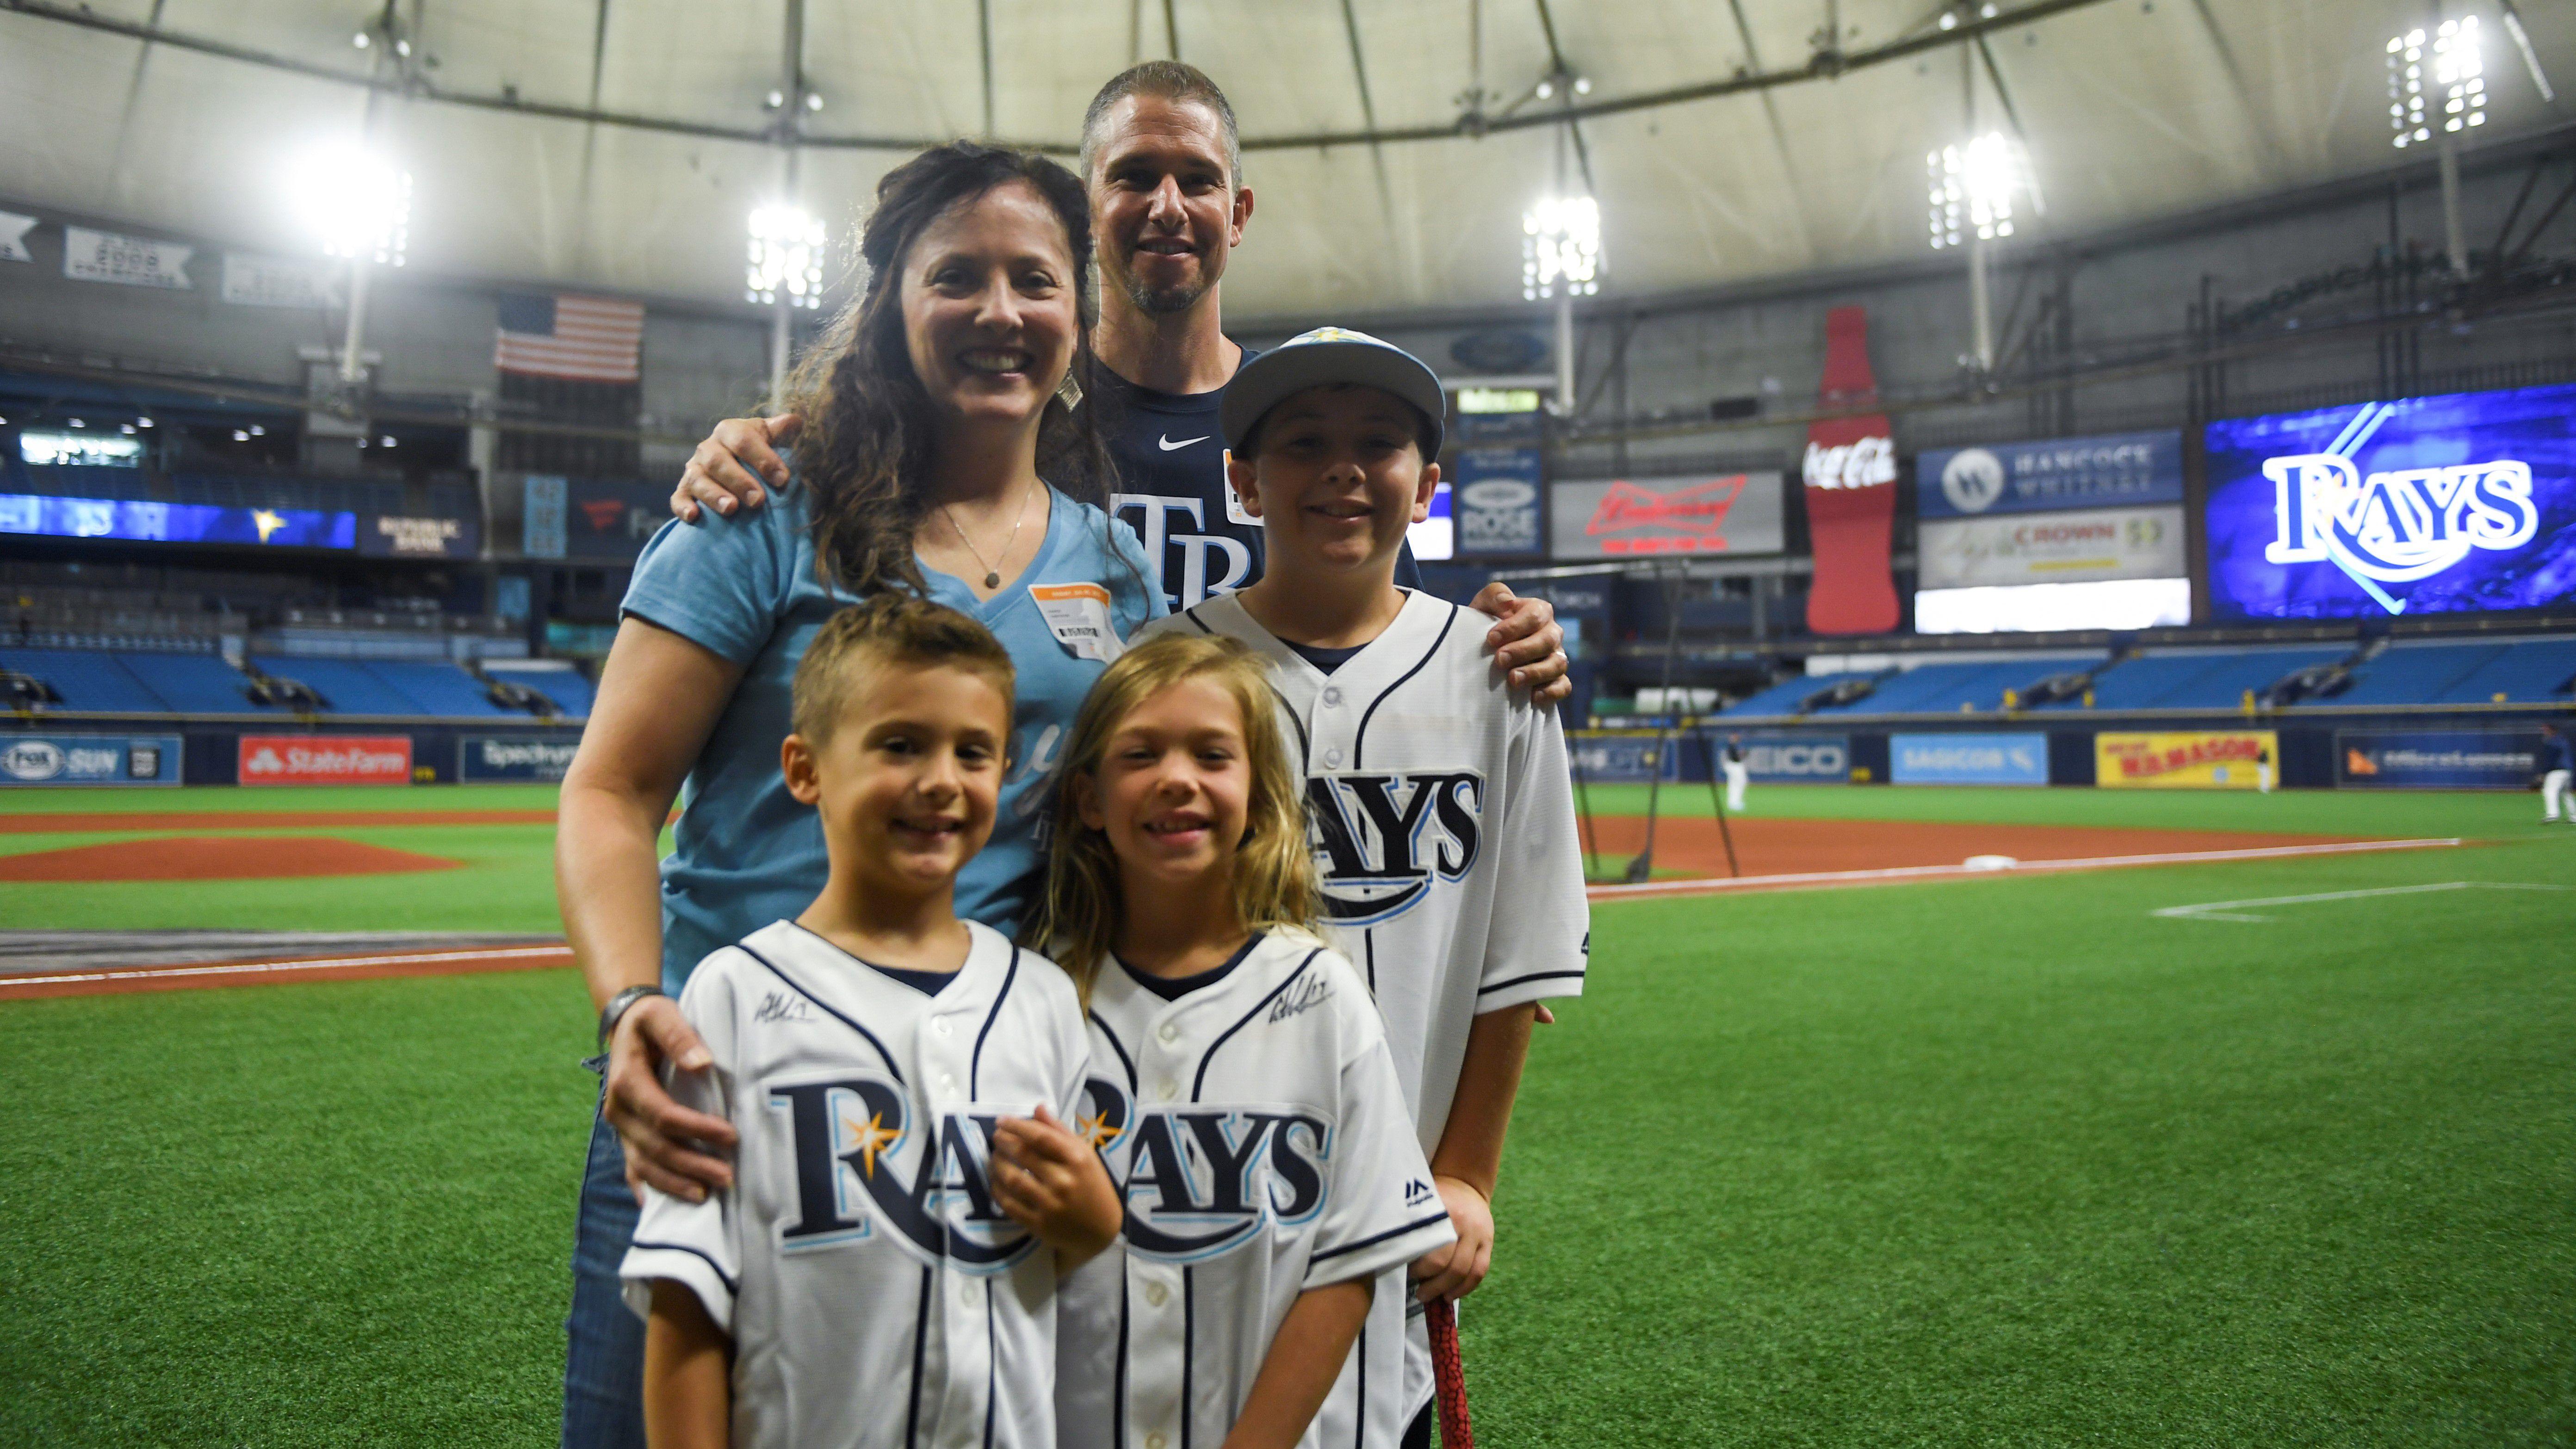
[359,660,524,717]
[2321,641,2511,707]
[2109,647,2350,710]
[116,652,270,712]
[248,656,423,716]
[483,662,596,718]
[0,647,170,712]
[2434,638,2576,704]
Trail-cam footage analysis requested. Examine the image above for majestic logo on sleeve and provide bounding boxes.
[1306,772,1484,926]
[768,1075,1036,1274]
[2263,453,2539,587]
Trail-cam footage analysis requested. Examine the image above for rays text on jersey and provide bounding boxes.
[768,1075,1038,1274]
[1306,772,1485,926]
[1081,1077,1337,1263]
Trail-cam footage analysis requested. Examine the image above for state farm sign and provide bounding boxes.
[238,734,415,786]
[1549,473,1785,560]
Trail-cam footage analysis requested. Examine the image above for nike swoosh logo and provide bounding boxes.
[1158,434,1209,451]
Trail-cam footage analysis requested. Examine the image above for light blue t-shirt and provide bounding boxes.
[621,480,1163,993]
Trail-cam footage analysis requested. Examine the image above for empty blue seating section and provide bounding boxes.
[360,660,520,717]
[1721,672,1863,716]
[2437,638,2576,703]
[2119,647,2349,709]
[2324,642,2508,707]
[17,465,154,501]
[250,656,421,715]
[0,648,169,712]
[519,670,596,717]
[119,652,268,712]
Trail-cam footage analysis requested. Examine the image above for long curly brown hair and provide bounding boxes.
[782,142,1115,598]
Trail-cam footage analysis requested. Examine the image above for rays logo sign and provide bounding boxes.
[2207,384,2576,619]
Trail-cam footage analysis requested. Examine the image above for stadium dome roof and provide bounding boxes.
[0,0,2568,323]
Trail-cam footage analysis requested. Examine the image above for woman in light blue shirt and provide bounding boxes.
[551,143,1156,1448]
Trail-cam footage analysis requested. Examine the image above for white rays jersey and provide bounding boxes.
[1143,587,1593,1421]
[619,919,1090,1449]
[1058,931,1456,1449]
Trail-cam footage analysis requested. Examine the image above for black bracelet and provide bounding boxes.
[598,984,667,1050]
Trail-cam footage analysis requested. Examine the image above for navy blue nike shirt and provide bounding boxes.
[1090,346,1423,612]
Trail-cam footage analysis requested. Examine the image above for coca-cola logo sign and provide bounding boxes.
[1802,436,1896,491]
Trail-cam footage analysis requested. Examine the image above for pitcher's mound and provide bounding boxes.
[0,836,463,883]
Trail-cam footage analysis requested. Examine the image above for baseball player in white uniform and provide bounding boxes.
[1144,326,1593,1438]
[1058,930,1457,1449]
[1722,733,1750,814]
[620,920,1091,1449]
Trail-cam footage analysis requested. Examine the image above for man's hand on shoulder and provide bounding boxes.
[1468,581,1570,705]
[669,414,800,523]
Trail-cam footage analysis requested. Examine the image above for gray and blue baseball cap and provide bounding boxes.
[1221,326,1446,459]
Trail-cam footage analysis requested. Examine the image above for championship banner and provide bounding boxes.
[0,211,34,264]
[2336,728,2545,789]
[1549,473,1785,559]
[0,734,180,787]
[1917,505,2188,588]
[221,251,342,309]
[2096,731,2277,789]
[238,735,414,786]
[1802,306,1899,634]
[63,226,193,289]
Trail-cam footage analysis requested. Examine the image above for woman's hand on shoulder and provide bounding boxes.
[670,414,800,523]
[1468,582,1571,705]
[606,996,739,1202]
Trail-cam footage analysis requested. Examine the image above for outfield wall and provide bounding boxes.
[0,721,588,786]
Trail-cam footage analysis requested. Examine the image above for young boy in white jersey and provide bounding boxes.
[620,595,1121,1449]
[1142,327,1592,1446]
[1033,633,1454,1449]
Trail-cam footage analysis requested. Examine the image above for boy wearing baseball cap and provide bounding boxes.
[1141,327,1590,1449]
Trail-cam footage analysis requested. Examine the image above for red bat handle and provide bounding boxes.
[1426,1297,1475,1449]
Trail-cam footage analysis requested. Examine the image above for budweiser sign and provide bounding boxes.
[238,734,415,786]
[1549,474,1786,559]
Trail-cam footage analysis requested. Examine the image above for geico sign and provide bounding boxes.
[1802,435,1895,490]
[1745,742,1846,777]
[2263,453,2539,582]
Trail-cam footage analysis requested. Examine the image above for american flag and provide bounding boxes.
[494,293,644,383]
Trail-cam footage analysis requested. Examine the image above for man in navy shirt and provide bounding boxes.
[671,64,1560,689]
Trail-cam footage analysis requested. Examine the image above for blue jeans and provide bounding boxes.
[562,1105,647,1449]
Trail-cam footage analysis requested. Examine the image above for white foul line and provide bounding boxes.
[1585,836,2466,903]
[0,944,575,991]
[2151,880,2568,923]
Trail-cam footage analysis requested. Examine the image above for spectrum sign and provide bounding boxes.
[2205,383,2576,619]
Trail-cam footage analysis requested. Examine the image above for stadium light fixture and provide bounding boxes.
[2388,18,2484,149]
[1522,195,1602,303]
[1926,130,2038,372]
[746,204,826,310]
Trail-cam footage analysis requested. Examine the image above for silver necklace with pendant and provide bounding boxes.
[943,478,1037,590]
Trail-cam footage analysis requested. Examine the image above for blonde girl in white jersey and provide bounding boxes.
[1030,633,1453,1449]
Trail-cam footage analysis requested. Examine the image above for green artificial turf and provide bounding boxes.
[2,787,2571,1444]
[0,783,562,815]
[0,969,598,1447]
[1570,780,2565,841]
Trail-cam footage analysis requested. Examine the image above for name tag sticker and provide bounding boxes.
[1029,582,1123,663]
[1223,449,1260,526]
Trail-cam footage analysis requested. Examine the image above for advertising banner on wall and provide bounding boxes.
[1802,306,1900,634]
[567,479,672,560]
[1918,431,2185,520]
[1724,732,1852,783]
[357,513,480,560]
[2335,728,2546,789]
[0,734,181,786]
[1,211,37,263]
[238,735,414,786]
[221,252,342,309]
[1567,731,1682,783]
[522,475,568,558]
[1917,505,2188,588]
[1452,447,1543,556]
[2096,730,2278,788]
[458,735,582,782]
[1890,732,2049,785]
[2205,383,2576,619]
[0,494,355,549]
[1550,474,1784,559]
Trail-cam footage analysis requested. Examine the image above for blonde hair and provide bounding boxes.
[1028,633,1318,999]
[789,594,1016,744]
